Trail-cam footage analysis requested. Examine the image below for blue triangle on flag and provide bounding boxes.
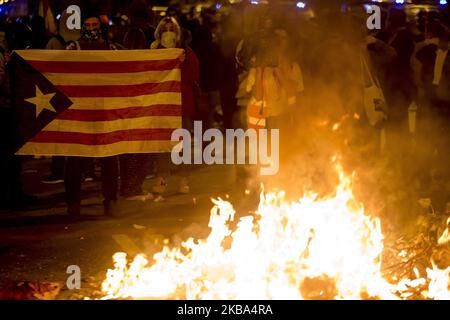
[10,52,73,152]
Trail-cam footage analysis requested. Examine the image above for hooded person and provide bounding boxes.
[151,16,181,49]
[63,10,121,218]
[45,10,81,50]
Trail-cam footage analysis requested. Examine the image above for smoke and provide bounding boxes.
[222,3,449,232]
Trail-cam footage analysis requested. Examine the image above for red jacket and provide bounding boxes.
[150,42,200,118]
[180,47,200,118]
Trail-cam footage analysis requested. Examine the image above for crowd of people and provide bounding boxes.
[0,1,448,218]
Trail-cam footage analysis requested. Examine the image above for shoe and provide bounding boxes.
[84,175,96,182]
[178,177,190,194]
[124,191,154,201]
[41,175,64,184]
[151,177,167,194]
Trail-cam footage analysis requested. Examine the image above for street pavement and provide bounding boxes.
[0,158,250,299]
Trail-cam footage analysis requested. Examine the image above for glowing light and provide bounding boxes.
[440,0,447,5]
[215,4,222,9]
[56,14,61,20]
[395,0,404,4]
[250,0,259,4]
[296,1,306,9]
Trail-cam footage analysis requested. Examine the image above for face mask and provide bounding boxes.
[161,31,177,48]
[81,27,101,42]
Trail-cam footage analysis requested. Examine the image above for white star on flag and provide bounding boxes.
[25,85,56,117]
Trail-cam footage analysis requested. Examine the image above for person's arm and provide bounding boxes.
[291,62,304,93]
[367,36,397,66]
[0,54,5,87]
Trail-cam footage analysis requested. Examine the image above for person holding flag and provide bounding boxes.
[63,10,120,218]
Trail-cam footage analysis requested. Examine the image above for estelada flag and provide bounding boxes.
[11,49,183,157]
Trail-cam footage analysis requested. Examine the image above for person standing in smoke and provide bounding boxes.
[191,10,224,131]
[246,28,303,160]
[373,8,416,160]
[217,14,239,130]
[64,11,120,218]
[414,21,450,212]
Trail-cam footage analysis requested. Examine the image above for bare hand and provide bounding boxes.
[4,52,11,63]
[179,52,186,63]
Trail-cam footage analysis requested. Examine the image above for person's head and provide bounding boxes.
[6,21,32,50]
[386,7,407,30]
[425,20,445,39]
[59,10,80,42]
[260,15,273,30]
[154,16,181,48]
[123,28,148,49]
[276,29,289,51]
[81,13,102,42]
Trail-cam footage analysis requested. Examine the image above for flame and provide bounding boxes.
[438,218,450,245]
[425,262,450,300]
[100,165,449,300]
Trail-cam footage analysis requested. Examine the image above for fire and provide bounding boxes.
[100,165,449,300]
[426,262,450,300]
[438,218,450,245]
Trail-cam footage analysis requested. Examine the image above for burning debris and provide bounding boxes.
[0,281,62,300]
[99,164,450,300]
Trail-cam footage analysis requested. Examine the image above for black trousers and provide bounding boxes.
[0,107,23,208]
[65,156,118,206]
[119,154,149,197]
[50,156,65,178]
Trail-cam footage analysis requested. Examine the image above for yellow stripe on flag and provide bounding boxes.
[45,116,181,134]
[17,140,177,157]
[16,49,184,62]
[45,69,181,86]
[69,92,181,110]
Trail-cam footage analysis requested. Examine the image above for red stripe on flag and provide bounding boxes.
[57,105,181,121]
[57,81,181,97]
[30,129,175,145]
[27,59,180,73]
